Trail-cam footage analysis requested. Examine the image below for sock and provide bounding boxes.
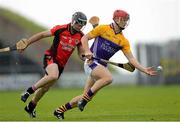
[27,85,36,94]
[82,89,94,102]
[28,101,37,111]
[57,102,72,113]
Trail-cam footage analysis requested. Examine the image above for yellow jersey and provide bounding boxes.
[88,24,131,61]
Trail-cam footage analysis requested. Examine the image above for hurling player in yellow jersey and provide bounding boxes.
[53,9,157,120]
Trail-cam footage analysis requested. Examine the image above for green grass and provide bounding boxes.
[0,85,180,121]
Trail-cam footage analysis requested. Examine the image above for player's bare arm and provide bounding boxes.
[77,44,85,60]
[17,30,52,53]
[26,30,52,45]
[124,51,157,76]
[81,34,93,59]
[0,31,52,53]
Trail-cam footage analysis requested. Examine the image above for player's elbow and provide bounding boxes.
[48,74,59,81]
[81,34,91,43]
[128,58,136,66]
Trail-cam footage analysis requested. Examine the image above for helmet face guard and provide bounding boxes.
[74,18,87,26]
[113,9,130,29]
[71,12,87,31]
[115,16,130,29]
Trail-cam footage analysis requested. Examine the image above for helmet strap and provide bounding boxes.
[115,21,125,30]
[70,21,79,34]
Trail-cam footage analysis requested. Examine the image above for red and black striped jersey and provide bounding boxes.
[45,23,84,67]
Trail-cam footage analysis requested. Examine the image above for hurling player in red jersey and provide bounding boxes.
[19,12,87,118]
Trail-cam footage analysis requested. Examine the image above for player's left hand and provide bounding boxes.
[145,67,157,76]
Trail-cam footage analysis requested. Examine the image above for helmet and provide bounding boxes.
[113,9,129,20]
[113,9,130,29]
[72,11,87,27]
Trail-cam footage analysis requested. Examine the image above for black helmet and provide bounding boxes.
[72,12,87,26]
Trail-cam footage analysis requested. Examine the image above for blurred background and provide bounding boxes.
[0,0,180,90]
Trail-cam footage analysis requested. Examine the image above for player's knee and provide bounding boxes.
[107,76,113,84]
[48,74,59,81]
[103,76,113,85]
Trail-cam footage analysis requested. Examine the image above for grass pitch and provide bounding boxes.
[0,85,180,121]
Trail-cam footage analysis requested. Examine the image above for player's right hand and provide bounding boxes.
[16,38,29,53]
[84,51,93,64]
[84,51,93,60]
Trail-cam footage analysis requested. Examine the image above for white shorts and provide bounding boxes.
[84,59,100,76]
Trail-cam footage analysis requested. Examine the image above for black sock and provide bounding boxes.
[27,87,35,94]
[83,89,94,102]
[87,89,94,97]
[28,101,36,111]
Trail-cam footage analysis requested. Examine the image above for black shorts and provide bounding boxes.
[43,54,64,78]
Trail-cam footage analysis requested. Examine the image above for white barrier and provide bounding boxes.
[0,73,136,90]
